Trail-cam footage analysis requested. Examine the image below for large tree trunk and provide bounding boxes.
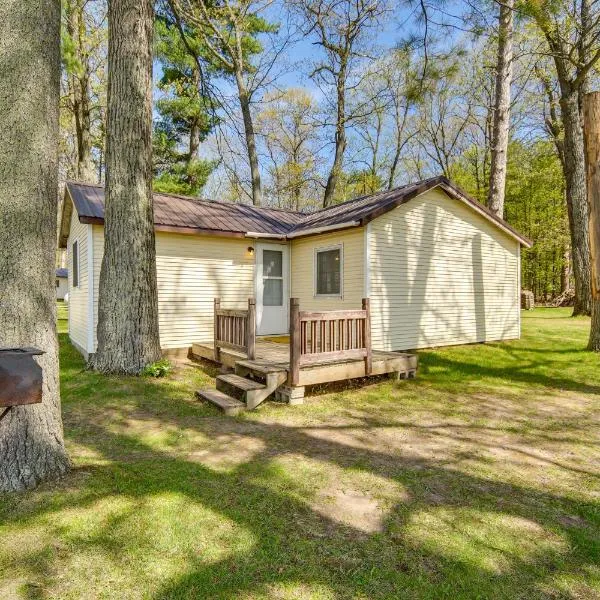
[0,0,70,491]
[487,0,514,218]
[234,69,262,206]
[561,87,592,316]
[91,0,161,374]
[583,91,600,350]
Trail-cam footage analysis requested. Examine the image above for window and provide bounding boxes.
[315,245,342,296]
[262,249,283,306]
[56,279,59,288]
[72,240,79,288]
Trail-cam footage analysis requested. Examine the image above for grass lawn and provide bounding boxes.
[1,308,599,599]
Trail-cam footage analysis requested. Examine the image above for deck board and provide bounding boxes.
[191,339,417,387]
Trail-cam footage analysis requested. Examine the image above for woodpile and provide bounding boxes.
[521,290,535,310]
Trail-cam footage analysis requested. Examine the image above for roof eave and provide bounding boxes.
[286,220,361,239]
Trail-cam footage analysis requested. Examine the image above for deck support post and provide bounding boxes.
[362,298,372,376]
[275,385,305,405]
[247,297,256,360]
[213,298,221,364]
[289,297,300,385]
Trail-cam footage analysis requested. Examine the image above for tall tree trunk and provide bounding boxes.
[561,245,572,294]
[583,91,600,350]
[91,0,161,374]
[561,87,592,316]
[0,0,70,491]
[323,127,346,207]
[234,69,262,206]
[66,0,96,182]
[487,0,514,218]
[323,62,348,208]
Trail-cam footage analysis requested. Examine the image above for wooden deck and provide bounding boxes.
[191,338,417,388]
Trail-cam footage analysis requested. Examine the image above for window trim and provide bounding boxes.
[314,243,343,298]
[262,248,284,307]
[72,239,80,288]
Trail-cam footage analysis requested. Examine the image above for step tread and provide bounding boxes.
[235,359,288,376]
[217,373,266,391]
[196,389,246,414]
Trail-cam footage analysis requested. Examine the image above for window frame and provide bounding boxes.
[314,243,343,299]
[261,248,284,307]
[72,239,79,288]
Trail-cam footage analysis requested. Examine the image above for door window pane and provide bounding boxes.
[263,278,283,306]
[316,248,341,295]
[263,250,283,277]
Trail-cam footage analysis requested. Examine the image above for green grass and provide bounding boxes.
[1,307,599,599]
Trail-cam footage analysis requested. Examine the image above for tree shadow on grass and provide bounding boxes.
[418,350,600,396]
[6,404,599,600]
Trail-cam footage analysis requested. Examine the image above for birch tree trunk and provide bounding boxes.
[487,0,514,218]
[561,88,592,316]
[583,91,600,350]
[0,0,70,491]
[91,0,161,374]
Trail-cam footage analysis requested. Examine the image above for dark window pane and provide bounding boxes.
[263,250,282,277]
[316,248,340,295]
[263,278,283,306]
[72,241,79,288]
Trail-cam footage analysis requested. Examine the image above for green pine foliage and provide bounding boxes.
[152,18,218,197]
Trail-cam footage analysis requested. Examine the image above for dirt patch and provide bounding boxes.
[312,485,386,533]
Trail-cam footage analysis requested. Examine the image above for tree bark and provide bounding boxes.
[234,68,262,206]
[0,0,70,491]
[487,0,514,218]
[561,87,592,316]
[91,0,161,374]
[561,245,572,294]
[583,91,600,350]
[323,61,348,208]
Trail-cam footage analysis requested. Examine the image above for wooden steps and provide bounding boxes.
[197,362,287,414]
[195,389,245,416]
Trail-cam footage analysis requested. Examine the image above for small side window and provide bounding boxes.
[72,240,79,288]
[315,245,342,297]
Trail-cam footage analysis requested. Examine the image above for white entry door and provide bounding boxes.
[256,243,289,336]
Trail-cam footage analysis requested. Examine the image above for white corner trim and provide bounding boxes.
[517,241,521,339]
[87,224,95,354]
[364,222,371,298]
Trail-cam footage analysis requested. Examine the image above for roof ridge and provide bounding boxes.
[302,175,445,218]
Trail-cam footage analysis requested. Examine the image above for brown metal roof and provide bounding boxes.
[66,181,304,237]
[63,177,532,247]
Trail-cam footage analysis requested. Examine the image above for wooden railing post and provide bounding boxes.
[213,298,221,363]
[247,297,256,360]
[289,298,300,385]
[362,298,372,375]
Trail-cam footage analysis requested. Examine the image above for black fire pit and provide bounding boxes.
[0,347,44,422]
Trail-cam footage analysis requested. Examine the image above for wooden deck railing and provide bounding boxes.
[289,297,372,385]
[214,297,256,362]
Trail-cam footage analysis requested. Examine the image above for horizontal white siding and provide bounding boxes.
[67,209,88,352]
[368,187,520,351]
[290,228,364,311]
[91,229,255,350]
